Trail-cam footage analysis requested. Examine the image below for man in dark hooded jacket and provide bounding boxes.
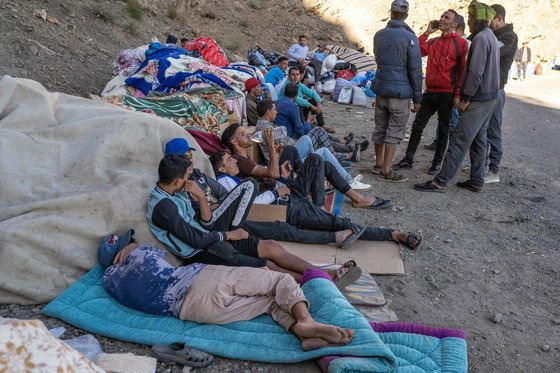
[371,0,422,183]
[484,4,518,183]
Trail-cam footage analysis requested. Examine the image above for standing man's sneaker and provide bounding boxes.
[484,171,500,184]
[350,175,372,191]
[456,180,483,192]
[351,145,361,162]
[424,141,437,151]
[427,163,440,175]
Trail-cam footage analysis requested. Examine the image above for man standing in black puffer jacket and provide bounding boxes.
[484,4,518,184]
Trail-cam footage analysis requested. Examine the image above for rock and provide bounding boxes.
[444,239,452,243]
[541,344,550,352]
[427,246,434,250]
[425,274,435,282]
[47,16,62,26]
[492,270,501,275]
[33,9,47,21]
[67,24,76,32]
[23,24,34,32]
[552,319,560,325]
[492,313,503,323]
[530,196,545,203]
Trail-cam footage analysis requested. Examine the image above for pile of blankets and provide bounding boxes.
[103,38,265,134]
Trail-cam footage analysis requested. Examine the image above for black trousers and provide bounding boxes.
[207,173,335,244]
[405,92,453,166]
[286,197,393,241]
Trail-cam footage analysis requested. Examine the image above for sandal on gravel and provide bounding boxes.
[413,181,446,193]
[339,225,367,249]
[372,165,382,175]
[364,197,393,210]
[333,264,362,290]
[403,232,422,250]
[152,343,213,367]
[378,170,409,183]
[344,132,354,143]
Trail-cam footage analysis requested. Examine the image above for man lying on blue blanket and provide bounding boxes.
[98,230,354,351]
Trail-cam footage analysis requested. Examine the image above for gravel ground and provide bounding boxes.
[2,73,559,372]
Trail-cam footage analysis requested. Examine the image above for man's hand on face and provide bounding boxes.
[226,228,249,241]
[112,243,138,265]
[184,180,204,199]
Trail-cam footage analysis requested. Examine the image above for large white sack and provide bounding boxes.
[322,79,336,94]
[0,76,213,304]
[320,54,337,75]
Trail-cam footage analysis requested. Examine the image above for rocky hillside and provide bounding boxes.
[1,0,556,97]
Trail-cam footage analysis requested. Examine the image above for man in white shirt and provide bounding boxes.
[288,35,309,66]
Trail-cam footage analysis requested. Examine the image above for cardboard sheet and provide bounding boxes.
[282,240,404,275]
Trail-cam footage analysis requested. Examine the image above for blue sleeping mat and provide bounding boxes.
[43,266,467,372]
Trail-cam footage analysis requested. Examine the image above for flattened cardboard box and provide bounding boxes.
[281,240,404,275]
[246,204,287,222]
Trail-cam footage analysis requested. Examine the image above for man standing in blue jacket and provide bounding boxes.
[372,0,423,183]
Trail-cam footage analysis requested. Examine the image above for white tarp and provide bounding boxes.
[0,76,212,304]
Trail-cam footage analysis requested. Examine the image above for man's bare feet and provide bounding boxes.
[351,195,376,208]
[292,319,353,350]
[300,329,355,351]
[392,231,422,250]
[334,229,354,245]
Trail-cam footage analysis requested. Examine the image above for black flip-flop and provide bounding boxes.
[368,197,393,210]
[152,342,213,367]
[403,232,422,250]
[344,132,354,143]
[339,225,367,249]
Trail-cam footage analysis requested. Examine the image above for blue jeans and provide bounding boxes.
[434,108,460,142]
[487,89,505,173]
[293,135,353,185]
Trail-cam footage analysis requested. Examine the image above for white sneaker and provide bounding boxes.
[350,174,372,191]
[484,171,500,184]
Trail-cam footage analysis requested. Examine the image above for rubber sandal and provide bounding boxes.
[344,132,354,143]
[368,197,393,210]
[152,343,213,367]
[413,180,446,193]
[334,266,362,290]
[378,170,409,183]
[339,225,367,249]
[359,140,370,152]
[342,259,357,268]
[403,232,422,250]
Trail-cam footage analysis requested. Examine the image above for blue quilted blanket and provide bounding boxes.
[43,267,467,372]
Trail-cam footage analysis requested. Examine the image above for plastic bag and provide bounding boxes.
[316,82,324,93]
[322,79,336,93]
[321,54,337,75]
[352,86,368,107]
[337,86,353,104]
[63,334,103,362]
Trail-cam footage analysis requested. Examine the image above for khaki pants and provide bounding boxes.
[372,96,411,146]
[179,266,307,330]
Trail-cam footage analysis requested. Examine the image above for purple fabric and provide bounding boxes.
[370,321,466,339]
[299,268,332,286]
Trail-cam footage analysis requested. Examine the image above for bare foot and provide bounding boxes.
[351,195,375,208]
[334,229,354,245]
[292,320,353,345]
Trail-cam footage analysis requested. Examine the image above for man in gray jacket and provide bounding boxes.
[414,0,500,193]
[371,0,422,183]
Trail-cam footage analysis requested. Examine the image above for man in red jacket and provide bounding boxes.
[395,9,469,175]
